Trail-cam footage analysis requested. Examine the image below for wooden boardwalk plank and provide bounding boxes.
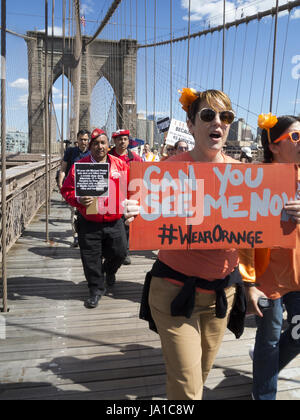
[0,190,299,400]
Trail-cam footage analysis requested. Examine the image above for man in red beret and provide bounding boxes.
[61,129,129,309]
[109,129,143,165]
[109,129,142,265]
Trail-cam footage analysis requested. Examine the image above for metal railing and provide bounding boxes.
[0,157,60,256]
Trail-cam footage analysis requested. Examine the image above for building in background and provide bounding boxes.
[136,113,162,149]
[227,118,254,147]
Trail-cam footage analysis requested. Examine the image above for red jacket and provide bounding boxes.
[61,154,129,223]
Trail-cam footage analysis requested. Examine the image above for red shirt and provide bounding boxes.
[109,148,143,166]
[61,154,129,223]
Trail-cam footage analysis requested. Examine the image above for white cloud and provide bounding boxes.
[18,94,28,107]
[181,0,299,26]
[81,0,94,16]
[291,9,300,20]
[9,78,28,90]
[37,26,63,36]
[53,102,68,111]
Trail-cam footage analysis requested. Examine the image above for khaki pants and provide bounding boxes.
[149,276,236,400]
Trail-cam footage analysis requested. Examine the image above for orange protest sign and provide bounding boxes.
[129,162,298,251]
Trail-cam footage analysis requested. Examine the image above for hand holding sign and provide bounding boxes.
[284,200,300,224]
[75,163,110,215]
[124,199,140,225]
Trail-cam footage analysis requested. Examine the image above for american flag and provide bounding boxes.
[80,16,86,27]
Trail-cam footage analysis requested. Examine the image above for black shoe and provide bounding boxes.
[123,255,132,265]
[84,294,102,309]
[106,273,116,287]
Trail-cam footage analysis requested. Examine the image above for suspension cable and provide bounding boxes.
[85,0,122,47]
[138,0,300,48]
[170,0,173,120]
[276,11,290,114]
[1,0,8,313]
[44,0,50,243]
[221,0,226,91]
[269,0,279,113]
[186,0,191,87]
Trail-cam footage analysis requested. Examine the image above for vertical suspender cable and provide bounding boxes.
[135,0,138,140]
[1,0,8,313]
[153,0,156,146]
[222,0,226,91]
[67,0,71,142]
[170,0,173,120]
[270,0,279,113]
[144,0,148,145]
[73,0,82,137]
[61,0,66,153]
[187,0,191,87]
[44,0,49,243]
[48,0,55,216]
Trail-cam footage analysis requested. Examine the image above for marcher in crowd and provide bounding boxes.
[240,146,253,163]
[124,89,247,400]
[160,140,176,161]
[109,129,143,265]
[174,139,189,155]
[239,114,300,400]
[58,129,90,247]
[61,129,128,309]
[142,143,160,162]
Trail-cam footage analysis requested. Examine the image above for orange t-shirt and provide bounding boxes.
[158,151,240,291]
[257,170,300,299]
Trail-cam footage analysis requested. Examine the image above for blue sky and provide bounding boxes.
[3,0,300,138]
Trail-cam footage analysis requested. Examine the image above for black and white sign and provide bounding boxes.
[75,163,109,197]
[166,119,195,150]
[156,117,170,133]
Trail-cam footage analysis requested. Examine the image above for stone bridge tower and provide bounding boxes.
[26,31,137,153]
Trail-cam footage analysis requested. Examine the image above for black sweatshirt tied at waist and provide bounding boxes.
[139,259,247,339]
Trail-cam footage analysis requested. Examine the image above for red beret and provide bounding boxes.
[112,129,130,138]
[91,128,106,140]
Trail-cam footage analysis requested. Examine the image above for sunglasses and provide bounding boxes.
[273,131,300,144]
[198,108,235,125]
[178,146,188,151]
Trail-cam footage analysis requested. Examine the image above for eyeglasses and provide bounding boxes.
[273,131,300,144]
[198,108,235,125]
[178,146,188,152]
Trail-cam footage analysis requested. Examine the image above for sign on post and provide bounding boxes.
[129,162,297,251]
[157,117,170,133]
[166,119,195,150]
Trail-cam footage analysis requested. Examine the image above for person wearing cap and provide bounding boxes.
[109,129,142,265]
[240,146,253,163]
[61,128,128,309]
[58,129,91,247]
[109,129,143,165]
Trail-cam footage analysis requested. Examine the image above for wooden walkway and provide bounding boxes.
[0,190,300,400]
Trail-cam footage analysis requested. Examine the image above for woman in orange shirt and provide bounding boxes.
[240,115,300,400]
[125,89,246,400]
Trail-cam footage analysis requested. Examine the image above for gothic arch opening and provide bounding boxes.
[90,76,117,141]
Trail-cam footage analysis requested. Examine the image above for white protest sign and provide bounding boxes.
[166,119,195,150]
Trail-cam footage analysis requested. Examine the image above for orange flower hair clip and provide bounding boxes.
[258,113,278,144]
[178,88,199,112]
